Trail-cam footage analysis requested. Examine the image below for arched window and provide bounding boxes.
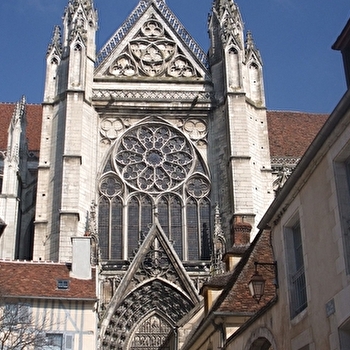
[249,62,261,102]
[200,198,211,260]
[128,194,153,257]
[98,120,211,262]
[111,196,123,259]
[187,197,199,260]
[98,174,123,260]
[158,194,183,258]
[98,196,110,260]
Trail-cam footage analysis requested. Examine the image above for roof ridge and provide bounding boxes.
[267,109,329,115]
[0,259,64,265]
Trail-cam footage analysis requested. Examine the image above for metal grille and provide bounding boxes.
[291,266,307,317]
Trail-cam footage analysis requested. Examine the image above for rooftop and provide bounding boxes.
[0,260,96,300]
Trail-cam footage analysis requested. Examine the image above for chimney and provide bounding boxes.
[70,236,91,279]
[231,215,252,246]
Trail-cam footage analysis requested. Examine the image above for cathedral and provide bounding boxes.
[0,0,329,348]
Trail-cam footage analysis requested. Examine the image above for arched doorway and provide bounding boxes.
[128,313,172,349]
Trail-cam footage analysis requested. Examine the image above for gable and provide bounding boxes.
[94,1,208,79]
[100,220,200,346]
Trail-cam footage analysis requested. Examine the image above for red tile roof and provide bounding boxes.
[0,103,42,151]
[210,229,276,314]
[0,261,96,300]
[267,111,328,158]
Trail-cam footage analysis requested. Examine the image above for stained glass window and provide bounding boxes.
[98,121,211,262]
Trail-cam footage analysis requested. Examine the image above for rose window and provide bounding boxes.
[115,124,194,192]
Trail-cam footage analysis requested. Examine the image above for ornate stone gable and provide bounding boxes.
[94,4,208,79]
[100,221,199,349]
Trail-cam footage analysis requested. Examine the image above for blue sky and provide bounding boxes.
[0,0,349,113]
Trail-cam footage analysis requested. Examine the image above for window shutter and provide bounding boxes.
[64,334,74,350]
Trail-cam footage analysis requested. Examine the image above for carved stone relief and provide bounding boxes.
[183,119,207,141]
[100,117,125,141]
[102,280,193,349]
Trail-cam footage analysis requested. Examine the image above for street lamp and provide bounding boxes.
[248,261,278,303]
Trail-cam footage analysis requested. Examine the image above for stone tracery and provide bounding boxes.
[114,123,194,192]
[109,18,199,78]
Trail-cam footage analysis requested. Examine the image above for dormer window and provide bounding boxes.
[57,279,69,290]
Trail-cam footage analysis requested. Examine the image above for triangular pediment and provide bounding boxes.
[94,0,209,79]
[106,219,200,305]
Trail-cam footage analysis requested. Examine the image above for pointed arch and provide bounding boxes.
[69,37,86,88]
[157,193,183,259]
[102,279,195,349]
[248,61,262,103]
[244,327,277,350]
[128,311,173,349]
[127,194,153,258]
[97,117,211,263]
[227,43,241,90]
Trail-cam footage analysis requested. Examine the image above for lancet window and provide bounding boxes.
[98,121,211,261]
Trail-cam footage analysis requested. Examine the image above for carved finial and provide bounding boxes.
[64,0,97,43]
[6,96,26,165]
[246,31,254,50]
[214,0,239,19]
[245,30,262,63]
[47,26,62,56]
[12,96,26,125]
[87,200,98,236]
[210,203,226,275]
[86,200,100,265]
[214,203,224,238]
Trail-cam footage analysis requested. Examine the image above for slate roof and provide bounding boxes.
[0,260,96,300]
[0,103,42,151]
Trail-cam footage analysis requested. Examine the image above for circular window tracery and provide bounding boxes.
[115,124,194,193]
[100,174,123,197]
[186,174,210,198]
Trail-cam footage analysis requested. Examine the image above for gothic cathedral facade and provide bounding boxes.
[1,0,274,348]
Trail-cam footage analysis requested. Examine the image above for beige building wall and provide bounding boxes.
[1,298,96,350]
[225,90,350,350]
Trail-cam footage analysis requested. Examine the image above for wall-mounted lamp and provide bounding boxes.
[248,261,278,303]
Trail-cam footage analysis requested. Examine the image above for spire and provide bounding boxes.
[245,30,262,64]
[47,25,62,57]
[214,0,239,19]
[4,96,26,189]
[210,0,244,50]
[211,204,226,275]
[10,96,26,135]
[64,0,97,45]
